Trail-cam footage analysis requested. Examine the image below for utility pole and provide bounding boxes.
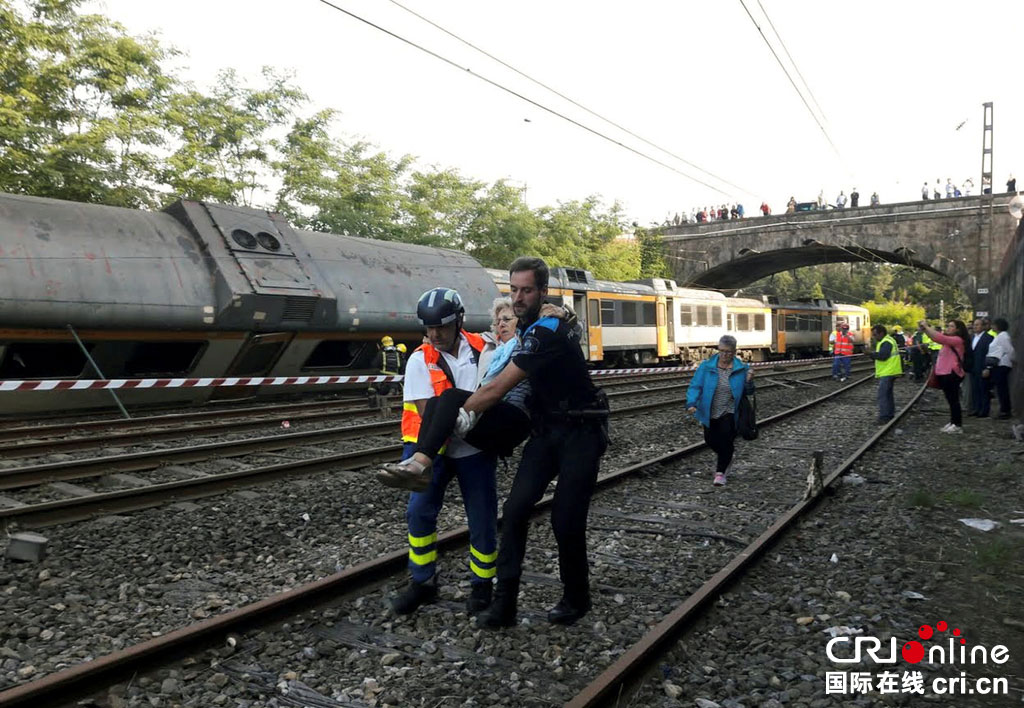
[981,102,993,195]
[978,102,994,317]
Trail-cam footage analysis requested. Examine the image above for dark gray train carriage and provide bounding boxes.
[0,193,498,413]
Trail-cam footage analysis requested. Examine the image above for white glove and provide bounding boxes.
[454,407,479,437]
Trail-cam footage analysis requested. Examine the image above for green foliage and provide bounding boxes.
[0,0,175,207]
[0,0,648,281]
[906,488,936,508]
[862,300,926,332]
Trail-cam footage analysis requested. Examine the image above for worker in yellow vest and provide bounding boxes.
[867,324,902,424]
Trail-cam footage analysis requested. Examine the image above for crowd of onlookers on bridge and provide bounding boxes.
[662,174,1018,227]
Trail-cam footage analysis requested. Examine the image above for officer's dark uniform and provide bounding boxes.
[486,314,608,625]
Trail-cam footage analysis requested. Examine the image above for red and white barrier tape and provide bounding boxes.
[0,356,837,392]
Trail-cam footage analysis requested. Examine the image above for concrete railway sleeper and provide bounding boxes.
[0,373,914,707]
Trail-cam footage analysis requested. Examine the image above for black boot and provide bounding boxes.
[466,582,492,614]
[547,592,591,625]
[480,579,519,628]
[391,576,438,615]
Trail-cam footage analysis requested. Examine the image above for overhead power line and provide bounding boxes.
[315,0,735,197]
[737,0,842,159]
[754,0,829,125]
[384,0,752,198]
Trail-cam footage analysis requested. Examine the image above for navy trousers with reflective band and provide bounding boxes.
[404,444,497,584]
[495,422,606,600]
[876,375,897,420]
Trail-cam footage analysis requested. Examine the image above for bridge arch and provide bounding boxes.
[661,196,1015,312]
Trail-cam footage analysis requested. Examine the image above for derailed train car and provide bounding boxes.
[0,193,498,412]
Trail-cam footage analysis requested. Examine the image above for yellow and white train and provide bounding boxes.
[489,267,870,365]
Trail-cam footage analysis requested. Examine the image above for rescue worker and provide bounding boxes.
[831,322,854,382]
[371,335,405,396]
[866,324,902,424]
[459,256,609,628]
[891,326,907,365]
[389,288,498,615]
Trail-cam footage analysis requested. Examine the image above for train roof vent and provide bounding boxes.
[282,296,318,322]
[563,268,589,284]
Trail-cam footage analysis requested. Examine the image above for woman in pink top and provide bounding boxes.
[919,319,970,433]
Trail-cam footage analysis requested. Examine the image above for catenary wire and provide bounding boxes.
[384,0,753,198]
[314,0,733,197]
[754,0,829,125]
[737,0,842,159]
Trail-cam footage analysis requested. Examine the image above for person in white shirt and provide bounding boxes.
[983,317,1015,419]
[383,287,499,616]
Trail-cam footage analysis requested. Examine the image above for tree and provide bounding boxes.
[463,180,539,269]
[863,300,926,332]
[636,227,670,279]
[0,0,175,207]
[163,67,306,205]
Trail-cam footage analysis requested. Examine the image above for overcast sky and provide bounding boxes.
[87,0,1024,224]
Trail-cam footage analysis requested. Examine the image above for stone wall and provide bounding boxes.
[990,219,1023,415]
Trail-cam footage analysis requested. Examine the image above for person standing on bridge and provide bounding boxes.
[835,191,848,209]
[850,188,860,208]
[946,179,955,199]
[870,191,880,206]
[1008,174,1017,193]
[867,324,902,425]
[922,182,930,200]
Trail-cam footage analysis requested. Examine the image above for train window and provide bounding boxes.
[642,302,656,325]
[0,342,91,379]
[778,314,784,332]
[785,314,797,331]
[232,341,285,376]
[621,302,638,325]
[726,313,734,331]
[124,342,206,376]
[679,304,693,326]
[711,307,722,326]
[798,316,809,332]
[737,313,750,331]
[600,300,617,327]
[303,340,367,370]
[589,300,600,327]
[854,316,860,330]
[755,313,766,330]
[696,306,709,326]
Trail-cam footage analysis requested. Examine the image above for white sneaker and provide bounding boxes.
[947,425,963,434]
[941,423,953,432]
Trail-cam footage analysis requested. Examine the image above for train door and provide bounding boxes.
[775,310,785,354]
[665,297,675,355]
[573,292,589,360]
[211,332,294,400]
[587,296,603,362]
[656,297,670,357]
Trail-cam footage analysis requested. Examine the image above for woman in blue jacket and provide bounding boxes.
[686,335,755,486]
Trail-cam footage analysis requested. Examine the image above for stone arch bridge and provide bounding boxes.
[659,195,1017,313]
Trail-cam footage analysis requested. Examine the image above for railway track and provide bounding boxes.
[0,373,926,707]
[0,364,872,527]
[0,361,867,461]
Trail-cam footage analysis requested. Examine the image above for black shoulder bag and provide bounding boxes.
[737,389,758,441]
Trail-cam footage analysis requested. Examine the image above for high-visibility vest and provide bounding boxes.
[400,331,486,443]
[987,329,997,339]
[922,333,941,351]
[875,335,903,377]
[833,332,854,356]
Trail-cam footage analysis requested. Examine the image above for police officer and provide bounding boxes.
[387,288,498,615]
[459,256,609,628]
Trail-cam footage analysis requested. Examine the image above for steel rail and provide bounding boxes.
[565,381,927,708]
[0,397,370,443]
[0,394,708,525]
[0,364,868,506]
[0,375,877,708]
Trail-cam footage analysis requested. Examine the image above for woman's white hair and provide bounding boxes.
[718,334,738,351]
[491,296,514,335]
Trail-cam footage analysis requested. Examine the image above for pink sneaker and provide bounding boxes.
[713,473,727,486]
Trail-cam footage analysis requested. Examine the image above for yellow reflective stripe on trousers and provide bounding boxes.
[408,532,437,548]
[470,559,496,578]
[470,545,497,563]
[409,549,437,565]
